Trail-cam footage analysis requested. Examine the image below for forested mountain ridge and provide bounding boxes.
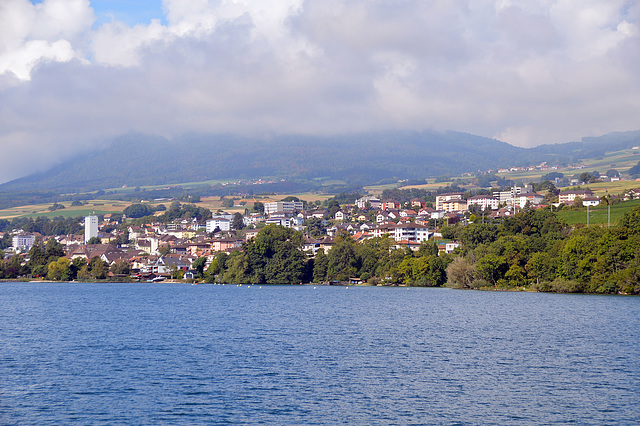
[1,130,523,193]
[2,129,640,195]
[529,130,640,162]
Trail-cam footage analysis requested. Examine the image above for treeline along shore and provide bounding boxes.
[3,206,640,295]
[205,206,640,295]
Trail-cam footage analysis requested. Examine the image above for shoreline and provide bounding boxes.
[1,279,637,296]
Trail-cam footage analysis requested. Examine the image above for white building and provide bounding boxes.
[467,195,499,211]
[429,210,447,220]
[514,193,544,208]
[495,187,521,205]
[211,212,234,221]
[372,223,431,243]
[355,196,381,210]
[440,199,467,212]
[264,201,304,215]
[243,214,265,226]
[582,197,601,207]
[84,215,99,243]
[266,216,304,229]
[206,218,231,233]
[435,193,463,210]
[334,211,348,221]
[559,190,594,205]
[12,233,36,252]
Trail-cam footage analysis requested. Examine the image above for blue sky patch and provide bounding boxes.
[31,0,166,27]
[90,0,166,26]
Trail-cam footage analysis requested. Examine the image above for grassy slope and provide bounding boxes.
[556,199,640,226]
[0,193,334,220]
[3,145,640,221]
[561,180,640,197]
[0,200,129,219]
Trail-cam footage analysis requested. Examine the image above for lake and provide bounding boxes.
[1,283,639,425]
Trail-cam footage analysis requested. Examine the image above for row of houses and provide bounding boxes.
[432,187,601,212]
[353,187,602,218]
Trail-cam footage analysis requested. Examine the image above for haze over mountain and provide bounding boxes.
[1,1,638,185]
[2,129,639,196]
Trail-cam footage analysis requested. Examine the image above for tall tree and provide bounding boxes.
[192,257,207,278]
[45,239,65,261]
[232,213,245,230]
[89,257,109,279]
[327,232,359,281]
[238,225,308,284]
[313,250,328,282]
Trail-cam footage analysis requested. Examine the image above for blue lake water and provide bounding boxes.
[1,283,639,425]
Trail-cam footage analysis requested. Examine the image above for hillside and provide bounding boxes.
[528,130,640,163]
[2,130,640,204]
[0,130,524,193]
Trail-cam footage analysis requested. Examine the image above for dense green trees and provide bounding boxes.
[380,188,433,205]
[48,203,65,211]
[443,206,640,294]
[123,203,155,218]
[0,216,83,236]
[303,217,326,238]
[110,259,131,276]
[23,239,67,278]
[157,202,212,222]
[326,233,359,281]
[2,203,639,294]
[88,257,109,279]
[206,226,452,286]
[253,202,264,213]
[191,257,207,278]
[312,250,328,282]
[396,254,448,286]
[48,258,72,281]
[232,213,244,230]
[627,161,640,177]
[212,225,308,284]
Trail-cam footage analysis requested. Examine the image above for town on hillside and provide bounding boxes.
[1,178,628,284]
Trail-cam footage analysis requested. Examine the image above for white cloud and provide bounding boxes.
[92,19,167,67]
[0,0,94,79]
[0,0,639,183]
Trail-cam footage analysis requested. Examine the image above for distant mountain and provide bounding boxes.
[2,129,639,196]
[0,130,525,193]
[528,130,640,163]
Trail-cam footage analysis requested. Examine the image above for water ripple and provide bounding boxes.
[0,283,638,425]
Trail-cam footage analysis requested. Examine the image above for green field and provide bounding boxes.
[17,208,118,219]
[4,146,640,220]
[557,180,640,197]
[98,178,238,194]
[556,199,640,226]
[363,183,402,194]
[0,200,133,220]
[493,148,640,189]
[0,192,338,220]
[580,149,640,171]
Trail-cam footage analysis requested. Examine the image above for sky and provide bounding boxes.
[0,0,639,184]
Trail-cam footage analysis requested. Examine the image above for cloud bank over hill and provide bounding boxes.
[0,0,639,183]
